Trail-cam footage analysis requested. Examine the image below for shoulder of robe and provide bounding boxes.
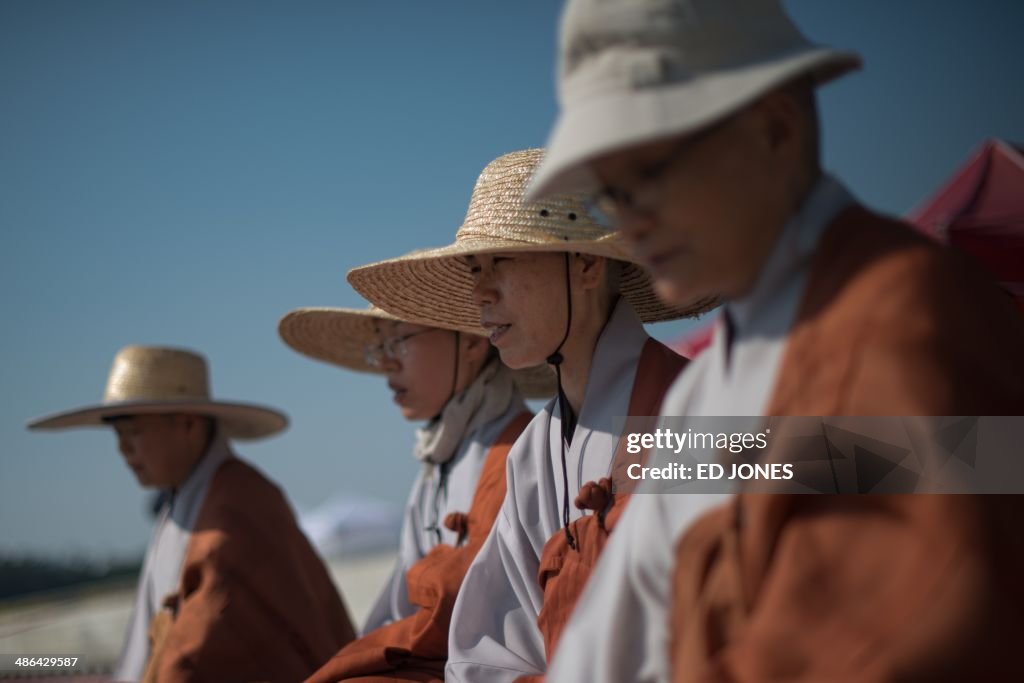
[505,411,549,465]
[776,205,1024,415]
[807,206,1024,349]
[189,459,298,564]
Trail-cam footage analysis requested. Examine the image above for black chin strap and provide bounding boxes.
[432,331,462,421]
[450,331,461,405]
[547,252,577,551]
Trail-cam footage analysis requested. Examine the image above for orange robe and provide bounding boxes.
[669,206,1024,682]
[517,339,688,683]
[305,412,533,683]
[143,459,356,683]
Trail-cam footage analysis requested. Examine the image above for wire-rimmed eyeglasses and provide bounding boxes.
[364,328,440,367]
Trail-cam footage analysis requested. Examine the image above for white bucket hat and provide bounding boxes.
[348,148,717,331]
[27,345,288,440]
[527,0,862,200]
[278,304,557,399]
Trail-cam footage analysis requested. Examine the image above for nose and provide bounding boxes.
[117,435,133,458]
[380,356,401,373]
[615,209,656,245]
[471,271,497,307]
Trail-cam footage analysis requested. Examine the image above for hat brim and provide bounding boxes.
[27,399,288,441]
[279,307,400,375]
[279,306,558,399]
[528,46,862,200]
[347,235,717,335]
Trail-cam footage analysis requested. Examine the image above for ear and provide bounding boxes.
[575,253,606,292]
[180,414,202,436]
[750,89,802,156]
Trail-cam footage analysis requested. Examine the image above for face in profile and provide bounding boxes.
[467,251,572,370]
[110,414,205,489]
[371,320,465,421]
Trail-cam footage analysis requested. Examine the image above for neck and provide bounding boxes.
[554,296,617,417]
[172,434,215,490]
[732,169,823,300]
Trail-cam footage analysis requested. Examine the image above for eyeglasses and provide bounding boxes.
[364,328,440,367]
[585,119,727,228]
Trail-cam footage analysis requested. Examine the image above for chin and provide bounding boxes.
[399,406,423,421]
[497,347,540,371]
[654,274,713,308]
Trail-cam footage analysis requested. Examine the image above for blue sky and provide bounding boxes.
[2,1,1022,558]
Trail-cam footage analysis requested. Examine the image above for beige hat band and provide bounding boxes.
[459,207,614,243]
[103,387,211,403]
[103,371,211,403]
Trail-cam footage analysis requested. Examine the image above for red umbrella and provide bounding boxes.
[907,139,1024,313]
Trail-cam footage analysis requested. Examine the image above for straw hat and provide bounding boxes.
[348,148,717,333]
[526,0,862,199]
[27,346,287,440]
[278,304,556,399]
[279,304,402,375]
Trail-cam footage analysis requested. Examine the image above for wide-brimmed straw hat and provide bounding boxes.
[348,148,716,333]
[527,0,863,199]
[27,345,287,440]
[279,304,402,375]
[278,304,556,399]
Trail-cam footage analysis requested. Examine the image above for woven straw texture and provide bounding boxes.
[27,346,287,440]
[348,149,717,334]
[279,305,555,398]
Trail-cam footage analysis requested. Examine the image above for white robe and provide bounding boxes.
[545,175,855,683]
[362,394,530,633]
[113,431,234,682]
[446,299,651,682]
